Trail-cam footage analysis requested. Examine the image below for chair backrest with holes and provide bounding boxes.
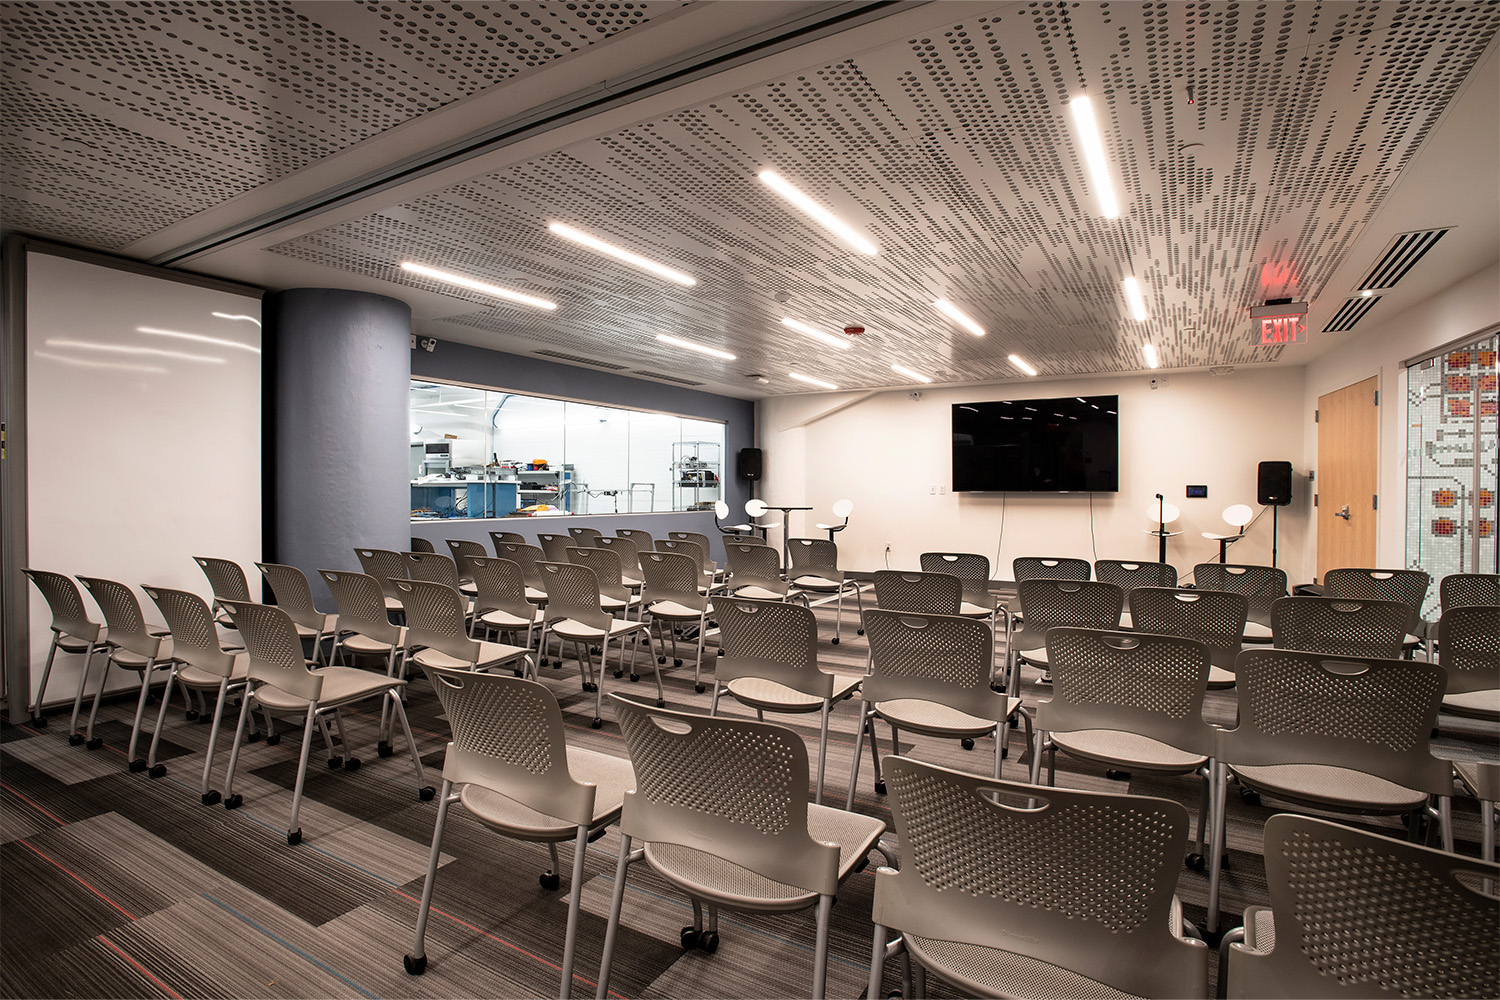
[468,557,533,622]
[404,551,462,591]
[393,579,480,662]
[1270,596,1408,659]
[256,562,326,631]
[1013,556,1092,582]
[595,535,642,578]
[715,598,830,700]
[655,538,706,579]
[1014,579,1124,653]
[1440,572,1500,611]
[1041,628,1214,756]
[874,570,964,615]
[143,586,235,677]
[610,694,841,895]
[1220,648,1452,794]
[536,561,612,631]
[76,577,159,658]
[568,546,630,605]
[422,665,599,826]
[874,757,1207,1000]
[445,539,488,585]
[22,569,102,642]
[495,542,546,592]
[319,570,403,647]
[862,610,1011,721]
[1128,587,1249,670]
[410,536,436,553]
[788,538,841,579]
[1095,559,1179,589]
[195,556,252,604]
[725,542,786,595]
[220,601,321,700]
[919,553,994,609]
[667,531,715,575]
[354,548,408,601]
[1229,813,1499,999]
[489,530,527,552]
[537,533,572,564]
[568,526,603,546]
[639,551,708,612]
[616,527,654,552]
[1435,604,1500,695]
[1194,562,1286,625]
[1323,567,1429,634]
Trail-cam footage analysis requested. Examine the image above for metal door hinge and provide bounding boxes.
[1313,494,1319,507]
[1314,409,1319,422]
[1373,390,1379,405]
[1373,494,1379,510]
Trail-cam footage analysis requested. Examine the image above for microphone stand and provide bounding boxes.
[1155,493,1168,563]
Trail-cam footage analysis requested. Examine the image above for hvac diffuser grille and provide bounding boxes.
[533,350,629,371]
[631,370,705,387]
[1358,229,1451,291]
[1324,296,1384,333]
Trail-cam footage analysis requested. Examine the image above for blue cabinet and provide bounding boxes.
[411,481,519,518]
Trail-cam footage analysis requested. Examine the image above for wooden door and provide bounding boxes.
[1316,376,1379,580]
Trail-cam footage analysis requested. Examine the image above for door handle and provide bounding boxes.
[1335,505,1351,520]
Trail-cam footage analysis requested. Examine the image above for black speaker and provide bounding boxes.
[737,447,763,482]
[1257,461,1293,506]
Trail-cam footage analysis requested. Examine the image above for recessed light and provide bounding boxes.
[933,299,986,337]
[1122,276,1149,321]
[1008,354,1038,376]
[891,364,933,384]
[758,170,878,255]
[1143,343,1159,369]
[401,262,557,310]
[781,317,853,351]
[1068,95,1120,219]
[789,372,838,390]
[655,334,735,360]
[1360,289,1374,298]
[547,223,695,286]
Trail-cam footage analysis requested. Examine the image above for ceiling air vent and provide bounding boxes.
[1323,295,1383,333]
[534,350,628,370]
[1358,229,1449,291]
[632,370,704,387]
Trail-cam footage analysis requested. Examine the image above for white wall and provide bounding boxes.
[760,367,1311,583]
[1303,261,1500,576]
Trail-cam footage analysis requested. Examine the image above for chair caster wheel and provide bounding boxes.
[853,857,870,874]
[540,871,561,891]
[377,741,393,758]
[69,733,85,746]
[961,738,975,751]
[185,709,200,721]
[1185,853,1205,872]
[419,786,436,801]
[287,828,302,846]
[224,794,243,810]
[202,790,221,806]
[197,713,215,725]
[327,756,343,769]
[1106,769,1131,781]
[717,649,725,656]
[148,764,167,779]
[247,730,263,743]
[1001,747,1009,759]
[656,699,666,708]
[591,646,602,655]
[831,637,840,645]
[129,759,147,773]
[1220,854,1231,870]
[540,657,550,667]
[613,669,624,679]
[86,737,103,750]
[1239,787,1261,806]
[31,714,48,727]
[591,718,603,729]
[343,757,361,771]
[857,628,865,636]
[630,673,640,682]
[583,682,598,693]
[680,927,700,950]
[695,683,706,694]
[699,931,720,954]
[265,734,281,746]
[674,659,683,668]
[658,655,666,664]
[403,954,427,975]
[875,780,886,795]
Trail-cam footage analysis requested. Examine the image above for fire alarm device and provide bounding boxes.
[843,325,865,336]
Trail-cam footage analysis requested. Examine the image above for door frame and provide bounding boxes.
[1311,366,1384,582]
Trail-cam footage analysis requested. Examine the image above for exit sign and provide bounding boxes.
[1250,302,1309,346]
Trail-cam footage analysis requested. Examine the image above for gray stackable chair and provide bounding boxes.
[788,537,865,644]
[595,534,644,588]
[141,585,256,803]
[1223,814,1498,999]
[1454,760,1499,862]
[847,610,1032,809]
[873,570,963,615]
[637,550,713,691]
[1013,556,1092,582]
[354,548,408,612]
[919,552,999,618]
[1323,566,1430,650]
[20,568,110,732]
[724,540,797,600]
[410,536,436,553]
[1129,587,1249,688]
[1434,603,1499,724]
[614,527,654,554]
[494,541,549,606]
[396,578,533,678]
[402,667,634,997]
[537,532,573,564]
[657,536,715,595]
[320,570,408,675]
[443,538,488,594]
[595,695,889,1000]
[257,562,338,663]
[1035,628,1218,884]
[567,525,603,546]
[403,550,465,593]
[488,529,527,551]
[1192,563,1287,642]
[1269,595,1408,660]
[194,555,254,627]
[567,545,640,620]
[218,601,432,844]
[710,598,862,804]
[1441,571,1500,610]
[468,556,544,648]
[537,560,660,728]
[75,576,175,770]
[1094,558,1179,591]
[867,756,1210,1000]
[1006,579,1124,692]
[666,529,722,585]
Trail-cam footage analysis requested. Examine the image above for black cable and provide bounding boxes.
[1089,492,1099,562]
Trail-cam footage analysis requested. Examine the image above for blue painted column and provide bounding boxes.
[264,288,410,604]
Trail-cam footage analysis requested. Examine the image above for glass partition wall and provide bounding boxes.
[410,380,726,519]
[1405,333,1499,617]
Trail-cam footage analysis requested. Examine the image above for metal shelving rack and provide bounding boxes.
[671,441,722,510]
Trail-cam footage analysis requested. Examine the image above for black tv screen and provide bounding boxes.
[952,395,1119,492]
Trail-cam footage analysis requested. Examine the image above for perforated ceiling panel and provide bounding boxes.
[0,1,683,249]
[266,1,1500,389]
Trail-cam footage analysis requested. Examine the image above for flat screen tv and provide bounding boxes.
[952,395,1119,492]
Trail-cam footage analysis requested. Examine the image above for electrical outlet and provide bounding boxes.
[883,541,894,553]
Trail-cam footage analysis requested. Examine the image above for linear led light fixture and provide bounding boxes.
[891,363,933,384]
[210,312,261,327]
[1122,276,1149,321]
[401,261,557,309]
[933,299,985,337]
[789,372,838,390]
[781,317,853,351]
[1008,354,1038,377]
[656,333,736,360]
[138,326,260,353]
[1143,343,1159,369]
[758,170,878,255]
[547,223,696,286]
[46,338,226,364]
[1068,95,1120,219]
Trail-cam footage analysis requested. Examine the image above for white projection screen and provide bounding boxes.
[20,248,262,712]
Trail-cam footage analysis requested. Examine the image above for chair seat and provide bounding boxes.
[791,574,843,591]
[1241,904,1276,953]
[525,587,548,604]
[958,602,995,618]
[177,653,250,689]
[814,522,846,532]
[111,637,175,669]
[56,631,106,653]
[643,803,885,911]
[1242,620,1272,642]
[1050,729,1207,772]
[341,631,404,655]
[412,640,529,672]
[725,674,861,713]
[384,596,404,611]
[647,600,711,620]
[459,746,635,840]
[601,594,640,612]
[549,617,647,641]
[732,585,787,600]
[480,607,545,629]
[874,697,1017,739]
[1229,762,1428,811]
[459,583,478,597]
[1453,760,1499,802]
[1443,688,1499,720]
[254,666,405,711]
[1207,664,1236,688]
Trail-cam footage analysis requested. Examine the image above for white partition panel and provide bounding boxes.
[24,251,261,707]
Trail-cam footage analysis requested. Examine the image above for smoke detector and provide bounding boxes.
[843,325,866,336]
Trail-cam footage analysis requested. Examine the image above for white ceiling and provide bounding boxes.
[4,1,1497,399]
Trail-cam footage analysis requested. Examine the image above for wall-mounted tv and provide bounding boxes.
[952,395,1119,492]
